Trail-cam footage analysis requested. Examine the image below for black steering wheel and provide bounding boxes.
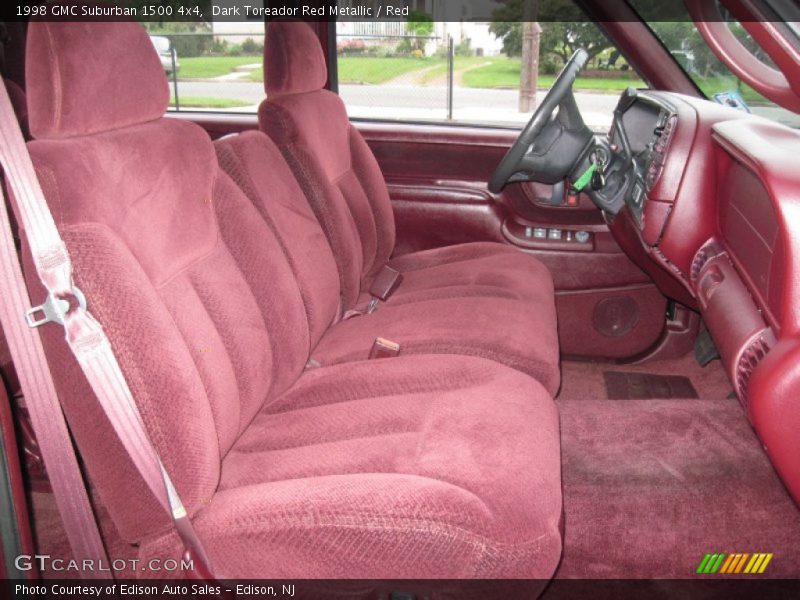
[489,49,594,193]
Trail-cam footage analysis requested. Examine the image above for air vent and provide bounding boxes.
[691,240,725,282]
[691,250,709,281]
[735,334,772,405]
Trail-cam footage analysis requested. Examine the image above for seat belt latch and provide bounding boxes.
[369,337,401,359]
[25,288,87,328]
[369,266,403,302]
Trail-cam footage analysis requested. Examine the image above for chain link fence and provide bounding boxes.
[148,27,621,130]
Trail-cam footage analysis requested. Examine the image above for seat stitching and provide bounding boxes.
[202,502,555,554]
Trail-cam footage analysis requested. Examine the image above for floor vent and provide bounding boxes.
[604,372,699,400]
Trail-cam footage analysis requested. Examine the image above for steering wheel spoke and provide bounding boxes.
[489,49,595,194]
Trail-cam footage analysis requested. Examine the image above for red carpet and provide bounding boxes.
[556,397,800,578]
[558,353,733,400]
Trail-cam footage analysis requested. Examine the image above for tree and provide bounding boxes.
[490,0,613,63]
[406,10,434,53]
[540,22,611,65]
[490,21,523,57]
[646,21,722,78]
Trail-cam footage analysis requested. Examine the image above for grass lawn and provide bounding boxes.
[692,75,768,104]
[418,55,498,84]
[249,56,443,84]
[462,58,644,92]
[184,53,646,95]
[339,56,441,84]
[169,96,252,109]
[177,56,261,79]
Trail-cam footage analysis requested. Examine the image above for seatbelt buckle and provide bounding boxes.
[369,265,403,301]
[369,337,401,359]
[25,288,87,328]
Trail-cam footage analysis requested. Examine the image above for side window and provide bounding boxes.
[336,11,645,131]
[146,19,265,113]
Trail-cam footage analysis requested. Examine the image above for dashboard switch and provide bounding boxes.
[548,229,563,240]
[533,227,547,239]
[575,230,590,244]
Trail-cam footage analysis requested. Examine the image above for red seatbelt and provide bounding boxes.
[0,82,213,578]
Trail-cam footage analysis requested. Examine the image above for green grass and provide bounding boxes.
[248,67,264,82]
[183,53,644,95]
[177,56,261,80]
[418,56,497,84]
[461,58,644,92]
[692,75,768,104]
[339,56,440,84]
[169,96,251,109]
[249,56,443,84]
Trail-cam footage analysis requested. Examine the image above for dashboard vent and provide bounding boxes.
[691,240,725,282]
[735,333,772,406]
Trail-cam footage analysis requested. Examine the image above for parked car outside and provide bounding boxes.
[149,35,179,75]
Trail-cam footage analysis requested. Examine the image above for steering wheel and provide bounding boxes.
[489,49,594,193]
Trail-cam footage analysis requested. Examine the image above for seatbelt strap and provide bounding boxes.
[0,204,109,577]
[0,83,213,576]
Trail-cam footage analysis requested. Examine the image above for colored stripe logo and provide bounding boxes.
[696,552,773,574]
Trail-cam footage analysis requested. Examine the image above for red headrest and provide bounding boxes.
[26,19,168,139]
[265,21,327,97]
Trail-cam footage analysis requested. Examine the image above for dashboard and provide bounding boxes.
[611,94,677,225]
[603,89,800,504]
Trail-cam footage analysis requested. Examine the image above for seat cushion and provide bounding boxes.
[314,294,561,395]
[384,241,556,306]
[142,355,563,579]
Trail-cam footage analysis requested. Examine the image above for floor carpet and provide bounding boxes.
[555,397,800,579]
[558,353,733,401]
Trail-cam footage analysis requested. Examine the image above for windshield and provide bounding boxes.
[630,1,800,128]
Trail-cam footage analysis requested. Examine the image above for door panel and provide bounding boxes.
[357,120,668,359]
[389,183,507,255]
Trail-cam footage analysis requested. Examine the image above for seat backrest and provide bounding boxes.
[23,19,315,543]
[215,130,341,346]
[259,21,396,309]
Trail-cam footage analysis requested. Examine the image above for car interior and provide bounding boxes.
[0,0,799,596]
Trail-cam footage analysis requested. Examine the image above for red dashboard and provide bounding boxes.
[609,94,800,502]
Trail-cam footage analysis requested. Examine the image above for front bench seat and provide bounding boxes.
[21,18,563,582]
[258,21,559,314]
[216,132,560,393]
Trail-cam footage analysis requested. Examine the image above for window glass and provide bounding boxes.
[336,13,646,131]
[630,0,800,128]
[147,16,265,113]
